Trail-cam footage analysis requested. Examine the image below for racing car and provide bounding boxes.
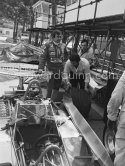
[0,76,113,166]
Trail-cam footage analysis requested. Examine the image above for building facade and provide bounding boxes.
[0,19,23,39]
[32,0,64,29]
[0,20,14,38]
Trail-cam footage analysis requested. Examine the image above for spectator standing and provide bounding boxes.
[107,71,125,166]
[79,39,95,68]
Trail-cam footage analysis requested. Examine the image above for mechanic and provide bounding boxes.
[107,71,125,166]
[79,39,95,69]
[38,29,68,101]
[63,52,90,91]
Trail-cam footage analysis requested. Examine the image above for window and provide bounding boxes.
[42,3,49,14]
[33,7,38,20]
[72,0,77,4]
[21,33,28,37]
[67,0,71,6]
[6,31,10,35]
[33,8,36,15]
[67,0,78,6]
[0,30,2,34]
[37,5,41,17]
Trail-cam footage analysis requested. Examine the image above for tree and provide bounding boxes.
[0,0,65,42]
[0,0,31,41]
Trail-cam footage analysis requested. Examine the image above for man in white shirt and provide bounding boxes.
[107,71,125,166]
[63,52,90,91]
[79,39,95,69]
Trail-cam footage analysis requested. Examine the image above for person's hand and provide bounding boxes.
[65,82,72,93]
[67,82,72,88]
[84,84,89,93]
[84,87,89,92]
[107,119,117,132]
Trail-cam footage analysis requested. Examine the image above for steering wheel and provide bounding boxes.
[34,134,64,166]
[34,134,62,149]
[34,144,65,166]
[24,79,43,100]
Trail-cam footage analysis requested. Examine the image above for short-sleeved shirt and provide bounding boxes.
[107,71,125,121]
[63,58,90,83]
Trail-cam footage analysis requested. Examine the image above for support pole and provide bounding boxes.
[101,29,110,74]
[35,31,39,46]
[52,0,57,27]
[93,0,99,25]
[62,0,67,43]
[74,0,81,52]
[17,77,24,90]
[28,0,34,44]
[100,36,103,50]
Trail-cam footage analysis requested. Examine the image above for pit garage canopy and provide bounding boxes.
[53,0,125,36]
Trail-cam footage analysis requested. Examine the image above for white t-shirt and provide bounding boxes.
[63,58,90,83]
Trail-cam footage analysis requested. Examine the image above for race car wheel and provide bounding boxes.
[103,127,115,161]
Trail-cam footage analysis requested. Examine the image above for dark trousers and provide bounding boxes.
[69,72,85,89]
[46,73,62,98]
